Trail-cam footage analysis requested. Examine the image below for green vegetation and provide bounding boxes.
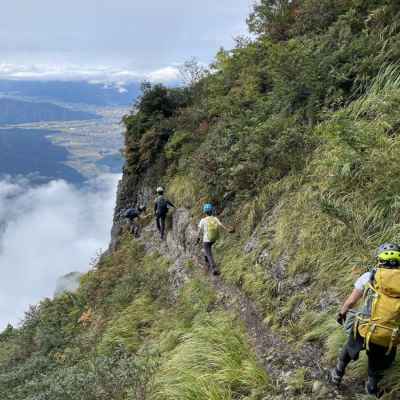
[2,1,400,398]
[121,0,400,395]
[154,313,269,400]
[0,239,267,399]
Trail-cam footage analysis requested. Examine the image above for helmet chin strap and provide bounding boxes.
[378,260,400,269]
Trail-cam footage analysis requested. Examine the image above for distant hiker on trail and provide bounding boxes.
[331,243,400,397]
[154,187,175,240]
[197,203,233,276]
[120,205,146,237]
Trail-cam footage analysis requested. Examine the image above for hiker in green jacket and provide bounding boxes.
[197,203,233,275]
[154,187,175,240]
[331,243,400,396]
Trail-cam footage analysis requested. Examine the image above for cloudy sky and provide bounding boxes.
[0,0,253,82]
[0,175,119,330]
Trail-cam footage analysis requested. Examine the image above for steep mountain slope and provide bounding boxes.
[1,1,400,399]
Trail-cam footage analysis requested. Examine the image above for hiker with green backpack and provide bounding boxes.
[331,243,400,397]
[197,203,233,276]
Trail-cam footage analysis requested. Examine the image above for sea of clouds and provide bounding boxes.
[0,174,120,330]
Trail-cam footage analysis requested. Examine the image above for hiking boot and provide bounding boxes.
[330,367,344,385]
[365,378,379,397]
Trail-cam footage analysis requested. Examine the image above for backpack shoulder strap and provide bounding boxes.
[210,216,219,224]
[364,268,377,292]
[369,268,377,283]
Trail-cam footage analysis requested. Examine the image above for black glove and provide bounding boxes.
[336,312,347,325]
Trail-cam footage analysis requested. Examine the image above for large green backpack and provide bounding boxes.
[207,217,220,242]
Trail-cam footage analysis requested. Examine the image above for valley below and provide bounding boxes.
[0,85,129,329]
[0,106,127,181]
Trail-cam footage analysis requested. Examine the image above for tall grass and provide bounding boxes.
[350,65,400,121]
[98,294,157,355]
[167,175,201,211]
[212,68,400,386]
[153,313,269,400]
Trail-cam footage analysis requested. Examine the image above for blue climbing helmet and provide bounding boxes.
[203,203,214,214]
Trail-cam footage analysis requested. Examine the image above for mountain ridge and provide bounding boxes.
[0,128,85,184]
[0,80,141,106]
[0,97,99,125]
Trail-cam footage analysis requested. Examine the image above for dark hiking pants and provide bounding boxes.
[130,221,140,237]
[203,242,217,271]
[156,214,166,239]
[126,217,139,237]
[337,332,396,391]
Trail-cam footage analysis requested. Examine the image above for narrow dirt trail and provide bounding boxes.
[137,209,359,399]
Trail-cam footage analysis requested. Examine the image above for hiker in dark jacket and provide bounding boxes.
[120,205,146,236]
[154,187,175,239]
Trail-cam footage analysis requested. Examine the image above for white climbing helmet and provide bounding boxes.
[156,186,164,194]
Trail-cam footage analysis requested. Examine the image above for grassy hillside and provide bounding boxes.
[2,1,400,399]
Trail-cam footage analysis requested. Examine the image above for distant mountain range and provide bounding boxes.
[0,128,85,184]
[0,80,141,106]
[0,98,100,125]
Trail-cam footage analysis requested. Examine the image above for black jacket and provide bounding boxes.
[154,195,175,217]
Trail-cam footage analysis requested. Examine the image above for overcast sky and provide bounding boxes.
[0,0,253,82]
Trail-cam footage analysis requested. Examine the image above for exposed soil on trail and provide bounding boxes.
[134,208,363,399]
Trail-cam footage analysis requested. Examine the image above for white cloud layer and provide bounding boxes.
[0,174,120,330]
[0,63,180,84]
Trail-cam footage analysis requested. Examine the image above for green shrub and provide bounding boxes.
[164,131,193,160]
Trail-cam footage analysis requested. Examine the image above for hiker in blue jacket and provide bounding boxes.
[154,187,175,239]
